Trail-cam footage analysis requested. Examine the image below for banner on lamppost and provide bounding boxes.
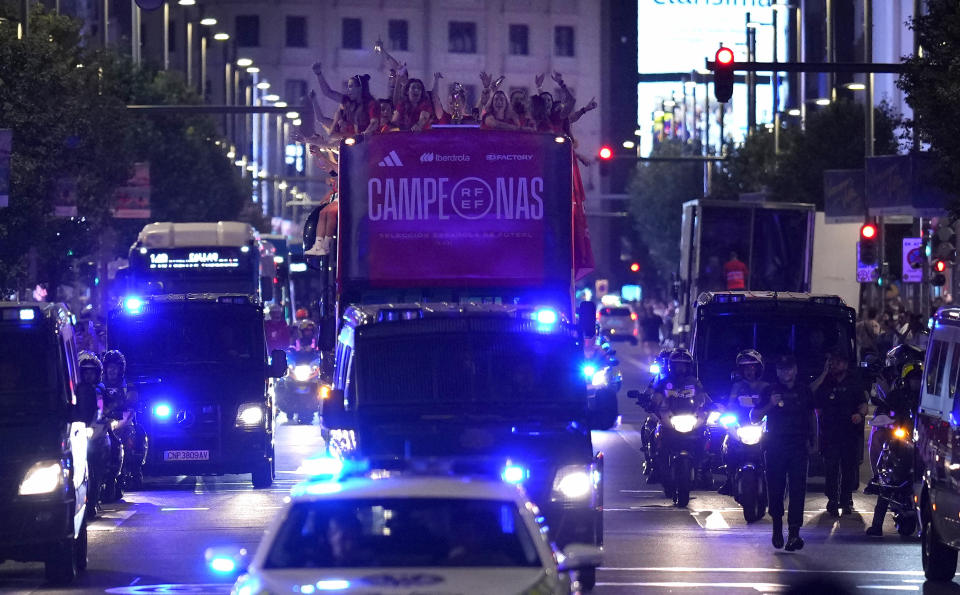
[0,129,11,208]
[111,162,151,218]
[902,237,924,283]
[823,169,865,224]
[53,177,78,217]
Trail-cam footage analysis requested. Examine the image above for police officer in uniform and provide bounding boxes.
[751,354,817,551]
[813,348,868,517]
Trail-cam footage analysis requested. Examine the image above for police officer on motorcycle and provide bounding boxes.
[78,352,118,516]
[294,320,318,352]
[813,347,869,517]
[637,349,673,480]
[865,344,923,536]
[719,349,770,495]
[649,349,711,485]
[751,353,817,551]
[103,350,146,491]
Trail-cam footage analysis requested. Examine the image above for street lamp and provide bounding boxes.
[187,17,218,94]
[257,81,270,90]
[213,32,229,41]
[236,57,253,68]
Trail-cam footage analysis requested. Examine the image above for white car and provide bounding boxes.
[208,471,602,594]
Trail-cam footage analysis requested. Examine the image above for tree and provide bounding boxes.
[898,0,960,207]
[627,139,704,292]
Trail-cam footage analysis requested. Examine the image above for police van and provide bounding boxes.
[915,307,960,580]
[0,302,89,584]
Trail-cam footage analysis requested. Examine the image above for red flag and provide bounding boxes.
[571,161,595,280]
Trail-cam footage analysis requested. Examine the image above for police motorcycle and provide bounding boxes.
[650,349,713,507]
[717,350,769,522]
[102,350,147,492]
[865,345,923,537]
[275,320,325,424]
[78,352,124,515]
[628,349,671,479]
[583,337,623,419]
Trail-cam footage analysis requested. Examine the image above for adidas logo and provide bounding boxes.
[378,150,404,167]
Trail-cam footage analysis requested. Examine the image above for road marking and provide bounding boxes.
[695,510,730,530]
[160,507,210,511]
[620,489,663,493]
[600,568,925,576]
[856,588,919,592]
[89,509,137,531]
[129,577,141,586]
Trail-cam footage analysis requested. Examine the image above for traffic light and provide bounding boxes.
[598,145,613,176]
[859,223,878,266]
[933,259,947,286]
[713,46,735,103]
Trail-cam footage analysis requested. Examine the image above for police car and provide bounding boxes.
[207,459,602,594]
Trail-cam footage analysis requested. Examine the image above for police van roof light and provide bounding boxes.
[502,463,527,484]
[19,309,36,321]
[535,308,558,325]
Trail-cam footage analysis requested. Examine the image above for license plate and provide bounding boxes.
[163,450,209,461]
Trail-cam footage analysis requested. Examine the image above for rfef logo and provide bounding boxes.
[378,150,404,167]
[450,177,494,220]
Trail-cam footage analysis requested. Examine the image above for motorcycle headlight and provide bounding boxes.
[893,426,908,441]
[670,414,698,433]
[736,424,763,446]
[292,364,313,382]
[19,460,64,495]
[236,404,264,427]
[590,370,608,388]
[552,465,596,500]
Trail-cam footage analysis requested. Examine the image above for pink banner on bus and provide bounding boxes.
[339,130,574,287]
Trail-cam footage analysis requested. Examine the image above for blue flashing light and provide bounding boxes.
[582,364,598,379]
[124,297,144,314]
[297,455,344,478]
[153,403,172,419]
[535,308,558,325]
[19,309,36,321]
[719,414,738,427]
[649,362,661,376]
[209,556,237,574]
[292,481,344,497]
[501,463,527,484]
[315,580,351,591]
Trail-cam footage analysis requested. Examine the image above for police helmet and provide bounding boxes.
[297,319,317,340]
[102,350,126,375]
[884,343,924,372]
[668,348,694,375]
[78,351,103,382]
[735,349,764,370]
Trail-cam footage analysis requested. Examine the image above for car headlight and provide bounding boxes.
[706,411,721,426]
[236,404,264,426]
[292,364,314,382]
[670,414,698,433]
[736,424,763,446]
[19,460,64,495]
[552,465,596,500]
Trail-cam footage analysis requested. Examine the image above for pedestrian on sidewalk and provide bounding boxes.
[751,354,818,551]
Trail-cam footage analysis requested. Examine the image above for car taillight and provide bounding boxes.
[630,313,638,321]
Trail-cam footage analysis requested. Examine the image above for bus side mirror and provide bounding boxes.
[319,317,337,352]
[269,349,288,378]
[260,277,275,301]
[303,206,323,271]
[578,301,597,339]
[321,388,352,429]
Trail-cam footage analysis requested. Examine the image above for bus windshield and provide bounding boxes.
[109,304,265,372]
[354,330,585,417]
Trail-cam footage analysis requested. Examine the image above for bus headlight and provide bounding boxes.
[736,424,763,446]
[236,404,264,427]
[19,460,64,495]
[670,414,698,433]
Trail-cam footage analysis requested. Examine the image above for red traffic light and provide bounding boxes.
[629,262,640,273]
[598,146,613,160]
[715,47,734,65]
[860,223,877,240]
[936,259,947,273]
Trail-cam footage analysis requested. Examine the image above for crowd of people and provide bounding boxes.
[294,39,598,166]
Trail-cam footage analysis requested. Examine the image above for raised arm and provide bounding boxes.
[374,36,403,72]
[553,72,576,117]
[568,97,597,124]
[312,62,344,103]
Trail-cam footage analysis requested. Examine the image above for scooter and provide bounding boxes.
[276,349,324,424]
[719,413,767,522]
